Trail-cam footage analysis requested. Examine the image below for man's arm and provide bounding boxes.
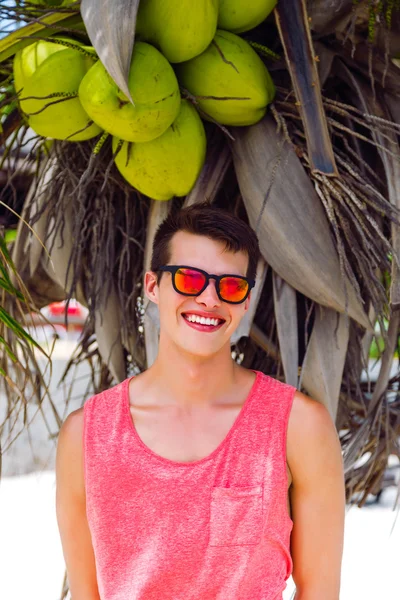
[287,391,345,600]
[55,407,101,600]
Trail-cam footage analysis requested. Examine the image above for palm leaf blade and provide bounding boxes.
[0,12,82,62]
[273,273,298,387]
[300,307,350,420]
[81,0,140,102]
[274,0,338,175]
[232,115,371,330]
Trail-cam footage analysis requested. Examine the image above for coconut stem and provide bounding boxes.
[23,92,78,116]
[18,35,97,60]
[64,119,97,142]
[181,88,235,141]
[248,41,280,61]
[93,131,110,155]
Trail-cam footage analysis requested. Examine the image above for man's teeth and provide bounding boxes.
[186,314,221,326]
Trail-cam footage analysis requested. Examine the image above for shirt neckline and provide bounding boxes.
[124,370,263,467]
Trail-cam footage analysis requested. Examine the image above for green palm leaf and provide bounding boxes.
[0,10,82,62]
[0,234,49,363]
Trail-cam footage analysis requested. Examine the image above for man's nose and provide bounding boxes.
[195,279,221,307]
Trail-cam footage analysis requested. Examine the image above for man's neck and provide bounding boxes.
[145,339,240,410]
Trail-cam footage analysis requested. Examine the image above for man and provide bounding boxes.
[56,203,345,600]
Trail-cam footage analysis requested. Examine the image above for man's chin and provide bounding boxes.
[177,339,227,360]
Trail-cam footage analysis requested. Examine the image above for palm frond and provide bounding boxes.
[81,0,140,102]
[0,9,82,62]
[273,273,299,388]
[232,115,371,329]
[300,306,350,420]
[275,0,338,174]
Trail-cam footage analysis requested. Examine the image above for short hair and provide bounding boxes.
[150,202,260,280]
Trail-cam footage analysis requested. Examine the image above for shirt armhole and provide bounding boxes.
[282,385,297,488]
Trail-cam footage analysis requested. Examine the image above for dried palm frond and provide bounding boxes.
[275,0,338,174]
[18,138,149,370]
[232,114,371,328]
[272,84,400,327]
[81,0,140,103]
[273,273,299,388]
[300,306,350,420]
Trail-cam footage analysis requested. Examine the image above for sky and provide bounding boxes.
[1,1,27,39]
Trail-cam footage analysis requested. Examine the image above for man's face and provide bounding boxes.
[145,231,251,358]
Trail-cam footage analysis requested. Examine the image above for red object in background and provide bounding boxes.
[32,300,87,334]
[48,300,83,317]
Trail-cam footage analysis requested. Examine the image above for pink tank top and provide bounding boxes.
[83,370,296,600]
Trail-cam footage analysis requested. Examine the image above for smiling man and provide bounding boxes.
[56,202,345,600]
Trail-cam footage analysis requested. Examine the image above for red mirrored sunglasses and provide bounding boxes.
[158,265,255,305]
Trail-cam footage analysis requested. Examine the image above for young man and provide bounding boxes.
[56,203,345,600]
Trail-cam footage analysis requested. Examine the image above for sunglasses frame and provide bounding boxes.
[158,265,255,305]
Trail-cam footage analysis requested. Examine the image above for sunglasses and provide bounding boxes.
[158,265,255,304]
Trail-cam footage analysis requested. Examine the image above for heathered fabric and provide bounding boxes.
[83,370,296,600]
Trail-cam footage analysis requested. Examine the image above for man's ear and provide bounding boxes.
[144,271,160,305]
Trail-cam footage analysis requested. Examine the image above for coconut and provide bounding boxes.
[14,39,66,94]
[14,39,102,141]
[79,42,181,142]
[217,0,276,33]
[176,30,275,126]
[112,100,206,201]
[29,0,73,5]
[136,0,218,63]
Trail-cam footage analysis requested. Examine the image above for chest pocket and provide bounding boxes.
[209,485,263,547]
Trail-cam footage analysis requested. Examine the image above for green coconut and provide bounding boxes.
[14,39,102,141]
[28,0,74,6]
[176,30,275,126]
[136,0,218,63]
[14,39,66,94]
[29,0,76,8]
[218,0,276,33]
[79,42,181,142]
[112,100,206,201]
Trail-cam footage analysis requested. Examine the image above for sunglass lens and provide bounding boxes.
[219,277,249,303]
[175,268,206,295]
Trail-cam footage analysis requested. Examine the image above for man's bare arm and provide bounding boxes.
[287,391,345,600]
[55,407,101,600]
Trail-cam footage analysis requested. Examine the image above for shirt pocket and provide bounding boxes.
[209,485,263,547]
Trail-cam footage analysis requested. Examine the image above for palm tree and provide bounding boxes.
[0,0,399,513]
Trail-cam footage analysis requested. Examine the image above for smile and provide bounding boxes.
[182,313,225,332]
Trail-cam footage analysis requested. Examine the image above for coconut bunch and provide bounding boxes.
[12,0,276,201]
[13,38,102,141]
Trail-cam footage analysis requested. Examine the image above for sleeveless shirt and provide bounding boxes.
[83,370,296,600]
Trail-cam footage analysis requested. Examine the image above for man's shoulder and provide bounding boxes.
[56,407,87,504]
[287,390,341,486]
[290,390,333,430]
[58,385,115,443]
[252,371,328,425]
[58,406,85,449]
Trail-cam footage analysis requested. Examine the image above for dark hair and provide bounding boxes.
[150,202,260,280]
